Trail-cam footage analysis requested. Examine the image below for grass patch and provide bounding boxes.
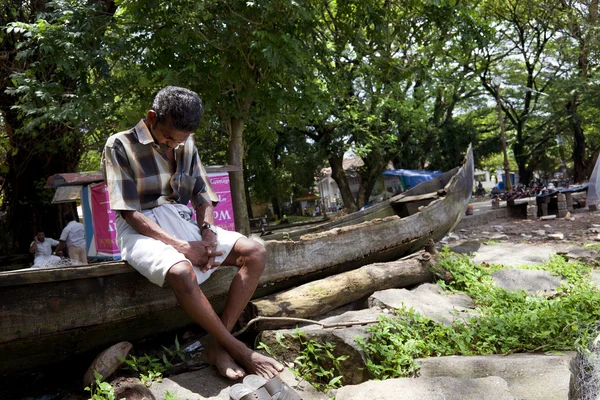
[357,250,600,379]
[583,242,600,251]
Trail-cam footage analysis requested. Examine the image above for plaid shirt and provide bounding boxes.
[101,119,218,212]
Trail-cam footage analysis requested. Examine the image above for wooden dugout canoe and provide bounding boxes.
[0,146,473,373]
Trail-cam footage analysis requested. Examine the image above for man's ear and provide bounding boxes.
[146,110,157,125]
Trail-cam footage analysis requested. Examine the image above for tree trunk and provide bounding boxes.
[568,95,587,183]
[226,117,250,234]
[240,252,432,331]
[329,154,357,212]
[243,164,253,220]
[357,152,388,208]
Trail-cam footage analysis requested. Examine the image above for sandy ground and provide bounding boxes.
[454,208,600,249]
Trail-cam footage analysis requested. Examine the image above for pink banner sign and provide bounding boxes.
[209,173,236,231]
[90,182,120,255]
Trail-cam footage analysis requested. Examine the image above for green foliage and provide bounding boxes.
[289,329,348,393]
[258,330,348,394]
[84,371,123,400]
[357,251,600,379]
[118,336,186,386]
[165,391,179,400]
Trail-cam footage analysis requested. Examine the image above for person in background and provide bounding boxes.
[29,231,62,267]
[57,213,87,264]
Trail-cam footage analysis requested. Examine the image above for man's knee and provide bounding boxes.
[165,262,197,290]
[240,239,266,272]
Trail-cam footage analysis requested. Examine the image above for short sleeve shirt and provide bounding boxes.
[30,238,59,258]
[101,120,218,212]
[60,220,86,247]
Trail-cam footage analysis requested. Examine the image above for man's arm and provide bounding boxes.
[122,210,221,269]
[55,240,66,255]
[196,201,215,226]
[29,238,37,254]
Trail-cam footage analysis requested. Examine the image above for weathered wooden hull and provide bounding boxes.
[0,146,473,373]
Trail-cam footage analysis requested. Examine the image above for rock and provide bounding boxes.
[490,234,509,240]
[83,341,133,388]
[595,234,600,242]
[335,376,514,400]
[149,366,326,400]
[540,215,557,220]
[564,211,572,219]
[448,239,481,255]
[481,231,491,235]
[491,269,562,296]
[368,284,477,326]
[442,233,460,243]
[547,233,564,240]
[491,225,505,231]
[110,377,156,400]
[565,249,600,264]
[532,230,546,236]
[589,273,600,291]
[588,228,600,234]
[589,204,599,211]
[520,234,532,239]
[417,352,576,400]
[473,244,555,266]
[543,224,552,228]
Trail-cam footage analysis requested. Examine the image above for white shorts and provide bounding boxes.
[116,204,244,287]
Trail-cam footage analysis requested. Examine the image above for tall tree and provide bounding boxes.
[1,0,117,253]
[115,0,313,234]
[477,0,563,185]
[557,0,600,182]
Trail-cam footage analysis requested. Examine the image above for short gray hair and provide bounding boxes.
[152,86,204,131]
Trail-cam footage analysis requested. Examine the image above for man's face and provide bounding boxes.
[37,232,45,242]
[146,111,192,150]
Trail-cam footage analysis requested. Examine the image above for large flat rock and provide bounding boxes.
[335,376,514,400]
[473,243,555,266]
[491,269,562,295]
[368,283,476,325]
[416,352,576,400]
[148,367,325,400]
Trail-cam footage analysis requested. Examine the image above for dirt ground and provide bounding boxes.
[455,206,600,249]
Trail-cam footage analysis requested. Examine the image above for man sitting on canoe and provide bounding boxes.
[101,86,283,380]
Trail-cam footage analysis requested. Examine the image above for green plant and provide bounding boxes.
[119,336,186,386]
[583,242,600,251]
[357,251,600,379]
[84,371,124,400]
[482,239,501,245]
[165,391,179,400]
[290,329,348,393]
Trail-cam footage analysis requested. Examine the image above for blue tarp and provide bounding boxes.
[383,169,443,191]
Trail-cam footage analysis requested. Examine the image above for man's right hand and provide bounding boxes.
[175,240,223,271]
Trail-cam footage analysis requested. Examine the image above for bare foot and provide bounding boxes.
[238,349,285,379]
[202,339,246,380]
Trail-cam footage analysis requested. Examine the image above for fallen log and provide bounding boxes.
[240,251,433,331]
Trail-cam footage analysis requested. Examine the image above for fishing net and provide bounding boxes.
[571,327,600,400]
[31,258,81,269]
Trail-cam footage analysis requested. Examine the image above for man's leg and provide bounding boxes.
[165,248,283,379]
[201,238,283,378]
